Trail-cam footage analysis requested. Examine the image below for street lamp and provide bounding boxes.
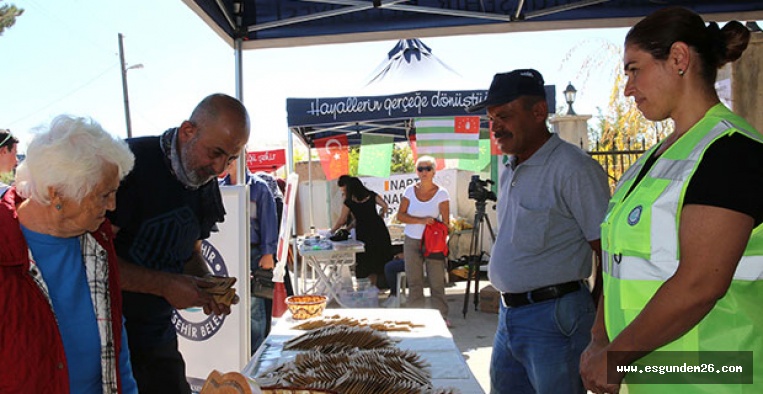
[563,82,577,115]
[118,33,143,138]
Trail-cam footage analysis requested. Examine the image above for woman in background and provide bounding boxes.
[331,176,392,287]
[396,156,450,324]
[0,115,138,393]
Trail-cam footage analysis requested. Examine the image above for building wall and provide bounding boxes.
[733,31,763,132]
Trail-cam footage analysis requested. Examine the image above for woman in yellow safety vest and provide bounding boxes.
[580,6,763,394]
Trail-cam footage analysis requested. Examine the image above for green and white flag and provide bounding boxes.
[457,139,492,172]
[358,134,393,177]
[414,116,480,159]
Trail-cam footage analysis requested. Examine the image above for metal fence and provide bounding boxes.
[587,139,649,190]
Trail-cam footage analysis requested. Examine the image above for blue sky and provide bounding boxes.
[1,0,635,152]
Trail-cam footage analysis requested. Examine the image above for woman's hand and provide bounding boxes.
[421,217,435,225]
[580,340,622,394]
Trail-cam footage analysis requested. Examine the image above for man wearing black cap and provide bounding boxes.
[467,69,609,394]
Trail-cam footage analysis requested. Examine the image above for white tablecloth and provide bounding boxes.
[242,308,485,394]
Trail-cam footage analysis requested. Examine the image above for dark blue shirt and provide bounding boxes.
[107,135,225,348]
[221,172,278,259]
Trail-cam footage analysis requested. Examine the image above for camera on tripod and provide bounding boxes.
[468,175,497,202]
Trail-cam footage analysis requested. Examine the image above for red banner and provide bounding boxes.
[246,149,286,172]
[314,135,349,180]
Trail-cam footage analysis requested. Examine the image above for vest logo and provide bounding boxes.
[171,240,229,341]
[627,206,643,226]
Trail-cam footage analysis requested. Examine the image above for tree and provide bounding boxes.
[590,73,672,189]
[561,38,673,188]
[346,142,413,176]
[348,147,359,176]
[0,2,23,36]
[391,143,414,174]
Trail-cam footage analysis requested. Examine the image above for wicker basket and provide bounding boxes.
[285,295,327,320]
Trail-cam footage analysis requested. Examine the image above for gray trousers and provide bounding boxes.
[403,235,448,319]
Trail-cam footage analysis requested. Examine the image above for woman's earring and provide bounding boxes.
[55,204,62,211]
[678,69,685,77]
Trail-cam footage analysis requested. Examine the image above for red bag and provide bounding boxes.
[422,220,449,259]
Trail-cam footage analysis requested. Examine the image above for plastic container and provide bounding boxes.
[338,278,379,308]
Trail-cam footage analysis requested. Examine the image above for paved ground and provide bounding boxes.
[443,279,497,394]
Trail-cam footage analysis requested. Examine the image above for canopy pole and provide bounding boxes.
[234,1,246,186]
[308,145,315,234]
[233,37,247,185]
[287,129,295,173]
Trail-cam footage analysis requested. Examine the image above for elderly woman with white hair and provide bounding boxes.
[396,155,451,325]
[0,115,138,393]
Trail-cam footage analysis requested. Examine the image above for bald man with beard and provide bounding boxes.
[107,94,250,394]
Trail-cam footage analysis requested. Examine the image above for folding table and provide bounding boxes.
[296,238,364,307]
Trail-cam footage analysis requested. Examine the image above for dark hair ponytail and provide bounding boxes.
[719,20,751,66]
[625,7,751,87]
[345,177,371,202]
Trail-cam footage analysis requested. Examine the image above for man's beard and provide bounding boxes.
[180,137,215,187]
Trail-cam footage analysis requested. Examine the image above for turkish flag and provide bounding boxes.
[454,116,480,134]
[314,135,349,180]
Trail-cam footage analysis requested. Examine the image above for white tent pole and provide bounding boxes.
[287,129,294,173]
[308,145,315,234]
[234,36,246,185]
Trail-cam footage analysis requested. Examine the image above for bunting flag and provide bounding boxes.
[414,116,480,159]
[457,139,492,172]
[314,134,349,180]
[409,135,446,170]
[358,134,393,178]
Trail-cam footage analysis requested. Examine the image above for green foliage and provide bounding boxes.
[0,171,12,185]
[292,145,307,166]
[348,147,359,176]
[0,2,24,36]
[561,38,674,188]
[391,143,414,174]
[589,68,673,188]
[347,143,412,176]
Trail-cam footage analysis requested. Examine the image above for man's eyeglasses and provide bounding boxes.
[416,166,433,172]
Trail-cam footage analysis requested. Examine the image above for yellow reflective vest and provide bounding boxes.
[601,104,763,393]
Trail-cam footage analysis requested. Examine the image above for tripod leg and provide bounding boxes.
[474,254,481,311]
[463,206,485,318]
[462,260,473,318]
[473,211,496,311]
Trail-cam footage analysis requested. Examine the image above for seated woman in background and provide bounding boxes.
[0,115,138,393]
[331,176,393,288]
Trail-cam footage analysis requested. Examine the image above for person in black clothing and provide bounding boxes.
[107,93,250,394]
[331,176,392,288]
